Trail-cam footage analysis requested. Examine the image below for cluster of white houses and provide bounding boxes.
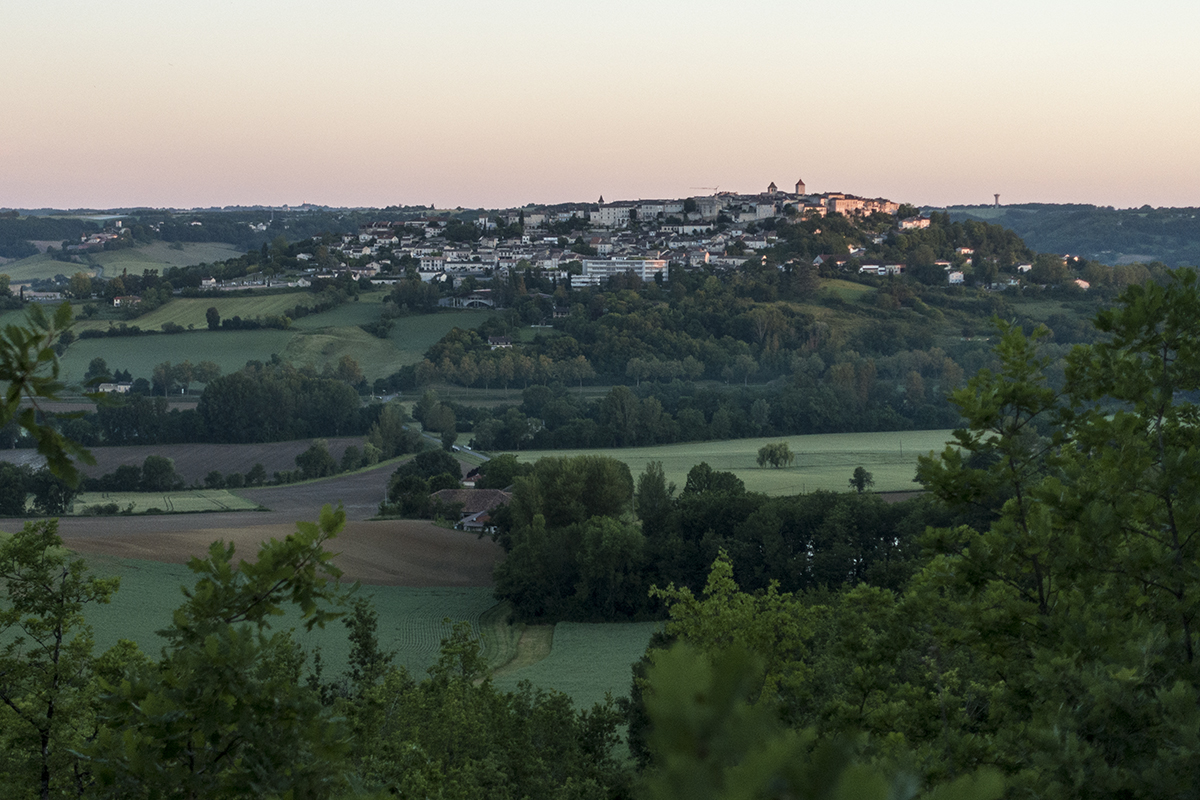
[316,182,907,288]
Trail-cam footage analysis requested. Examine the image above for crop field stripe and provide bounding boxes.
[73,490,260,514]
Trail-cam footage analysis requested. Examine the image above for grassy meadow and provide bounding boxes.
[505,428,956,495]
[818,278,874,301]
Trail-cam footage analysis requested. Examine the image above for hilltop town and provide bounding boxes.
[314,181,907,292]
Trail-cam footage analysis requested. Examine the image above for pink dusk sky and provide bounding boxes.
[3,0,1198,211]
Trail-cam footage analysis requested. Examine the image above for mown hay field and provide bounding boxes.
[507,428,956,495]
[73,490,261,514]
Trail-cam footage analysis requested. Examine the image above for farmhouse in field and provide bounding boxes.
[429,488,512,532]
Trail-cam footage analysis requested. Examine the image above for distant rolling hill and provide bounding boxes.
[945,203,1200,267]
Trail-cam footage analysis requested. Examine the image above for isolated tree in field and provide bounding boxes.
[296,439,337,480]
[244,462,267,487]
[849,466,874,493]
[0,462,28,515]
[205,306,220,330]
[27,468,77,514]
[84,357,110,383]
[140,455,180,491]
[368,402,418,459]
[171,360,194,394]
[756,441,794,469]
[331,354,364,388]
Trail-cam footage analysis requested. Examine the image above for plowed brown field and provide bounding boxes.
[0,466,503,587]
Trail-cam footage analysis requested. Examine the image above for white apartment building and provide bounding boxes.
[589,204,634,228]
[574,257,669,287]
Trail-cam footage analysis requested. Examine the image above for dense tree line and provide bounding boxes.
[36,360,376,447]
[0,215,99,258]
[489,455,943,622]
[620,271,1200,798]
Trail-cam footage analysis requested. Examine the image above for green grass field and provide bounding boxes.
[0,242,245,282]
[492,622,659,710]
[82,558,498,677]
[0,253,90,282]
[505,428,956,495]
[58,329,296,383]
[72,490,261,514]
[87,242,245,275]
[384,310,496,365]
[52,303,498,384]
[80,554,653,708]
[71,292,314,333]
[820,278,874,300]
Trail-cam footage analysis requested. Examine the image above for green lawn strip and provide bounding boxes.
[492,622,659,709]
[72,490,260,514]
[80,554,648,715]
[281,325,402,379]
[1,243,246,283]
[501,428,956,495]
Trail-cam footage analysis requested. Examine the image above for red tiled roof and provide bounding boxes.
[429,489,511,515]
